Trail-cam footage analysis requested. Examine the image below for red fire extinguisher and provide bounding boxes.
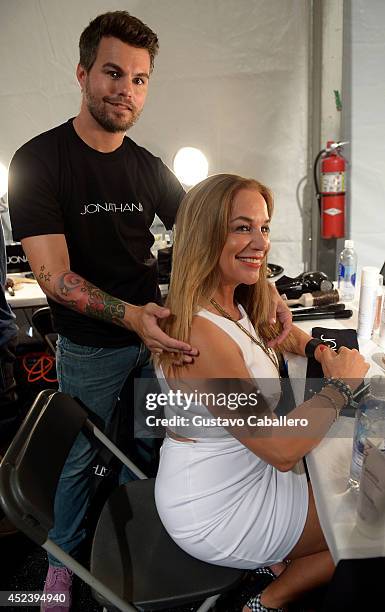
[318,141,347,239]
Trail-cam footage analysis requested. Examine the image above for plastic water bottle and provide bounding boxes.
[338,239,357,301]
[348,376,385,490]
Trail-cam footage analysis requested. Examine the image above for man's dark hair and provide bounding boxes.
[79,11,159,73]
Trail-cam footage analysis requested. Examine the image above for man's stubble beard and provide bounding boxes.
[85,81,142,133]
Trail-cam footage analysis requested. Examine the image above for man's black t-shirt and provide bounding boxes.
[9,120,185,347]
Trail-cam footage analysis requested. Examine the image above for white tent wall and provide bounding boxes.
[350,0,385,274]
[0,0,311,276]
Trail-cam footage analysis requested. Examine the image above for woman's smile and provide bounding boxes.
[218,188,270,287]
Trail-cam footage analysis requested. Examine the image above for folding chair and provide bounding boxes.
[31,306,57,354]
[0,390,245,611]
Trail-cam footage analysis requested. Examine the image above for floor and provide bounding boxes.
[1,530,102,612]
[0,525,324,612]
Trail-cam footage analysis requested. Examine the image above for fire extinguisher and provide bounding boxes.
[314,141,348,239]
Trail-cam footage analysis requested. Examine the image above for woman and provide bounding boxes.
[154,174,368,612]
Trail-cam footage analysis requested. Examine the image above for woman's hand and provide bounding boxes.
[318,346,370,391]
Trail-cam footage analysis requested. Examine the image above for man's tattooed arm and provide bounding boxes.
[41,266,129,326]
[38,264,52,283]
[22,239,194,355]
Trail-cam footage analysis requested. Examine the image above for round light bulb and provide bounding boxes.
[173,147,209,187]
[0,162,8,198]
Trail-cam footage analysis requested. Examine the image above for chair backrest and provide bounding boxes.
[31,307,54,338]
[0,390,88,544]
[31,306,57,353]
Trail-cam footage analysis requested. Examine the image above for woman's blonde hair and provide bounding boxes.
[159,173,285,368]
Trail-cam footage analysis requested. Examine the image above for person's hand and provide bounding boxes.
[266,283,293,347]
[314,343,334,363]
[318,346,370,391]
[129,302,199,363]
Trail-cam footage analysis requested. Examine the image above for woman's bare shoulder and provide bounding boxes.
[190,313,240,349]
[172,314,248,379]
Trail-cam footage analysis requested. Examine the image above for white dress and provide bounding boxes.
[154,306,308,569]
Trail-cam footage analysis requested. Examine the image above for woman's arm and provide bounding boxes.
[165,316,346,472]
[278,324,325,362]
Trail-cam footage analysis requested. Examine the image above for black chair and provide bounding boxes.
[31,306,57,354]
[0,391,245,611]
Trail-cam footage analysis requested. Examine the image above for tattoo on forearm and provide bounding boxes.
[54,272,125,323]
[39,265,52,283]
[82,281,125,322]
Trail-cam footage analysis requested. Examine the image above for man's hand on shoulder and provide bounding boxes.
[21,234,199,363]
[127,302,198,362]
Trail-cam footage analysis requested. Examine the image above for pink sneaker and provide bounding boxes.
[41,566,73,611]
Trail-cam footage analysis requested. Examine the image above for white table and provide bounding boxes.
[292,307,385,563]
[6,274,47,309]
[306,417,385,563]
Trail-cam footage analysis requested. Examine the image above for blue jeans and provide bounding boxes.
[48,335,152,566]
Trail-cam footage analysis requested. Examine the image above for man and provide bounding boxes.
[8,11,291,610]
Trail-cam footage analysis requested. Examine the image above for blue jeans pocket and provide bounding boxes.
[57,336,104,359]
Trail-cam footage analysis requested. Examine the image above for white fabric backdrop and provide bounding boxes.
[0,0,310,276]
[350,0,385,274]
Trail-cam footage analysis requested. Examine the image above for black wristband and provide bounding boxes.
[305,337,325,359]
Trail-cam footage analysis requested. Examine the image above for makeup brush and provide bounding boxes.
[285,289,340,308]
[292,309,353,322]
[290,303,346,314]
